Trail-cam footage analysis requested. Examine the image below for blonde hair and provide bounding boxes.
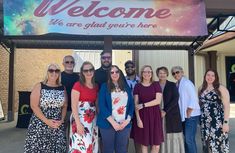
[140,65,154,83]
[42,63,61,85]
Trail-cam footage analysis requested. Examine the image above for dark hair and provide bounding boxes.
[124,60,135,68]
[156,66,169,76]
[100,51,112,56]
[107,65,125,92]
[199,69,221,96]
[79,61,96,86]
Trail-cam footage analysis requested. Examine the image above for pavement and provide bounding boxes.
[1,104,235,153]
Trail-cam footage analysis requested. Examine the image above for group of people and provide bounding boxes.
[24,51,230,153]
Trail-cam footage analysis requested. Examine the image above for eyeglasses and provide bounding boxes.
[143,71,152,74]
[65,61,74,64]
[172,71,180,76]
[101,56,111,60]
[110,70,119,74]
[83,68,94,73]
[48,69,60,73]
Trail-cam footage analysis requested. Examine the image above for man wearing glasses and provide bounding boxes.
[61,55,80,150]
[95,51,112,88]
[171,66,200,153]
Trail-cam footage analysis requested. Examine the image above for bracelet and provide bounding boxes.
[142,103,145,108]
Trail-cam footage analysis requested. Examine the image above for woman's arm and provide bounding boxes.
[71,89,84,135]
[134,95,143,128]
[220,85,230,133]
[30,83,58,128]
[136,93,162,110]
[61,89,68,123]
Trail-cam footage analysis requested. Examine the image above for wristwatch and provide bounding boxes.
[224,120,229,124]
[142,103,145,108]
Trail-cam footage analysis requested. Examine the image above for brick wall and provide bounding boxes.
[0,48,73,115]
[0,46,10,116]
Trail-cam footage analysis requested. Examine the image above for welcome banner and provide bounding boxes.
[4,0,208,36]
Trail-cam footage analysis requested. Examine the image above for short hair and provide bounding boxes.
[63,55,75,63]
[156,66,169,76]
[171,66,183,73]
[124,60,135,68]
[100,51,112,56]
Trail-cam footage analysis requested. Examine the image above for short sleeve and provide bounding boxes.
[133,83,140,95]
[154,82,162,93]
[72,82,81,92]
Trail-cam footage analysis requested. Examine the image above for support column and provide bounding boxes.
[188,48,195,83]
[207,51,217,70]
[104,36,112,52]
[7,43,15,121]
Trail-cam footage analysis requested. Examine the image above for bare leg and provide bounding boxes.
[141,145,148,153]
[151,145,160,153]
[134,141,142,153]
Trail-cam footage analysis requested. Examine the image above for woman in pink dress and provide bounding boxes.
[69,61,98,153]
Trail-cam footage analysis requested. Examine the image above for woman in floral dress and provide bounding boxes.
[69,61,98,153]
[24,63,67,153]
[199,69,230,153]
[97,65,134,153]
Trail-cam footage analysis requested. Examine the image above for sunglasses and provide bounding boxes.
[101,56,111,60]
[126,66,134,69]
[83,68,94,73]
[110,70,119,74]
[172,71,180,76]
[48,69,60,73]
[65,61,74,64]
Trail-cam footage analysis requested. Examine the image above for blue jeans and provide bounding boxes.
[183,116,199,153]
[100,127,130,153]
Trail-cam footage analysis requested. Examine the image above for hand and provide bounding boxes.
[222,124,229,133]
[137,119,143,128]
[76,122,85,135]
[186,108,193,118]
[46,119,60,129]
[120,119,130,130]
[161,110,166,118]
[136,104,143,111]
[111,121,122,131]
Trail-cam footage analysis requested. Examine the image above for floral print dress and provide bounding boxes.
[69,82,98,153]
[111,91,128,123]
[199,90,229,153]
[24,83,66,153]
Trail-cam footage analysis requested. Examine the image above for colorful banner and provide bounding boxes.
[4,0,208,36]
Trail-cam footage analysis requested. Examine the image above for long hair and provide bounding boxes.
[79,61,96,86]
[107,65,125,92]
[140,65,154,83]
[43,63,61,85]
[199,69,221,96]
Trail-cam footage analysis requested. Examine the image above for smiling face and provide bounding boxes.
[63,56,75,72]
[47,64,61,84]
[110,66,120,82]
[141,66,153,82]
[172,69,183,81]
[101,52,112,69]
[82,63,94,80]
[205,70,215,84]
[157,69,168,81]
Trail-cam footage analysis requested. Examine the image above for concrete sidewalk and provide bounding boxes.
[1,105,235,153]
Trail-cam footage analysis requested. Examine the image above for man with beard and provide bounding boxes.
[125,60,140,92]
[95,51,112,153]
[124,60,141,153]
[95,51,112,88]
